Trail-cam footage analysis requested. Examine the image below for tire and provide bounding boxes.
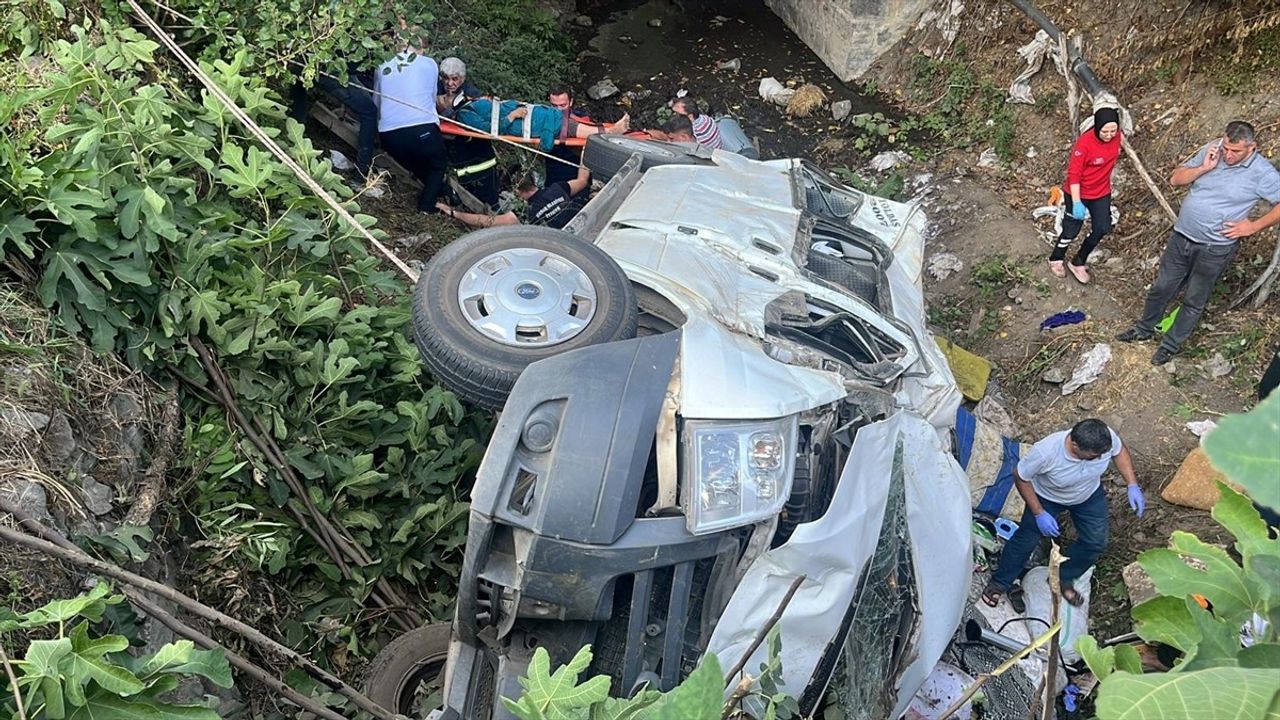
[364,623,451,716]
[582,134,712,181]
[412,226,639,410]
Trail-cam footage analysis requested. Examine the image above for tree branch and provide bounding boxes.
[0,515,397,720]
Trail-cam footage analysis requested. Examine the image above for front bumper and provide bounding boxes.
[440,331,744,718]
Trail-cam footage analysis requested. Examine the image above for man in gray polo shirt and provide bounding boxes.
[982,419,1143,608]
[1117,120,1280,365]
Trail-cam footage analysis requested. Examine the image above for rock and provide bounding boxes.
[407,259,425,273]
[1122,561,1159,607]
[1041,367,1067,384]
[927,252,963,281]
[361,185,385,199]
[1006,286,1035,305]
[1201,351,1233,379]
[0,477,54,524]
[573,14,592,27]
[1161,446,1234,510]
[647,17,662,27]
[0,408,51,438]
[586,79,619,100]
[1090,249,1110,263]
[41,411,76,467]
[715,58,741,72]
[1165,360,1178,374]
[1105,256,1124,267]
[82,475,113,516]
[830,99,852,121]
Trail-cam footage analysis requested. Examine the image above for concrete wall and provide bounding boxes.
[765,0,932,81]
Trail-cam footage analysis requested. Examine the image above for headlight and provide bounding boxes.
[681,416,799,535]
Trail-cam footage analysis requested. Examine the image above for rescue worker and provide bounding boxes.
[436,58,498,208]
[435,165,592,230]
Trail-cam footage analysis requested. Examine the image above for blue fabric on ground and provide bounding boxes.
[1040,309,1087,330]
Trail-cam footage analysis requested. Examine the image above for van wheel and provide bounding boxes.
[364,623,451,716]
[583,134,713,181]
[412,226,638,410]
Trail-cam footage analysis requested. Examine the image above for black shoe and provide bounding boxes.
[1152,348,1176,365]
[1117,327,1154,343]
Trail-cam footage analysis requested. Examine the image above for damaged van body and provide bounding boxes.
[372,137,973,719]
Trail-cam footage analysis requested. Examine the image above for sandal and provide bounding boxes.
[1067,262,1090,284]
[1062,585,1085,607]
[1049,260,1066,278]
[981,581,1008,608]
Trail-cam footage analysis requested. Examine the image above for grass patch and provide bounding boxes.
[904,46,1020,161]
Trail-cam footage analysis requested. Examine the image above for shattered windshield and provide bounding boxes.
[823,440,919,717]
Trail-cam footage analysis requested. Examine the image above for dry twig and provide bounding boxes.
[0,643,27,720]
[0,518,398,720]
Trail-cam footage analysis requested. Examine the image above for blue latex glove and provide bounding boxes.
[1035,511,1061,537]
[1071,200,1087,220]
[1128,484,1146,517]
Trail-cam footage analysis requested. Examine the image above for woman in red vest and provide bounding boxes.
[1052,107,1122,284]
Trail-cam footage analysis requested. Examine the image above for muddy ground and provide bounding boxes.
[322,0,1279,643]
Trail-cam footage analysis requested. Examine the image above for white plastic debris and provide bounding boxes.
[976,148,1001,168]
[1061,343,1111,395]
[329,149,354,172]
[1025,145,1038,158]
[587,79,619,100]
[757,77,795,106]
[1202,352,1233,379]
[906,662,974,720]
[869,150,912,172]
[716,58,741,72]
[1185,419,1218,438]
[1008,29,1058,104]
[927,253,964,281]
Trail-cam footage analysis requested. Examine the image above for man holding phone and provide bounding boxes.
[1117,120,1280,364]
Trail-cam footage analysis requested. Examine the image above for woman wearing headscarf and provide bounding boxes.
[1051,106,1123,283]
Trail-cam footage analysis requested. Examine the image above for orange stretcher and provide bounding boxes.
[439,119,648,147]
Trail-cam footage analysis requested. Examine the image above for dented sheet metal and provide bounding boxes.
[705,412,971,716]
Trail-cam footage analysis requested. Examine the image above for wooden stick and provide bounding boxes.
[1039,544,1066,720]
[1122,138,1179,223]
[722,574,807,684]
[123,395,181,527]
[1231,231,1280,309]
[0,643,27,720]
[0,501,356,720]
[0,522,398,720]
[937,621,1063,720]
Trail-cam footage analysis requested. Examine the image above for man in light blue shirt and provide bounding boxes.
[374,46,447,213]
[1117,120,1280,364]
[983,419,1143,608]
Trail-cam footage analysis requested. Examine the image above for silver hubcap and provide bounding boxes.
[457,248,599,347]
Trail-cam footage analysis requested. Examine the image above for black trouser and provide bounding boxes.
[381,124,447,212]
[1051,194,1112,265]
[1135,230,1238,353]
[457,166,499,208]
[289,71,377,177]
[545,144,582,186]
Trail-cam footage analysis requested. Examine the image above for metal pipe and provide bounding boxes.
[1005,0,1106,97]
[965,618,1032,655]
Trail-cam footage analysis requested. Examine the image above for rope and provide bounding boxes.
[139,1,589,169]
[126,0,420,282]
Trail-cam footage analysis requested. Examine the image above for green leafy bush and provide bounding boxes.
[0,15,489,660]
[1079,393,1280,718]
[0,584,234,719]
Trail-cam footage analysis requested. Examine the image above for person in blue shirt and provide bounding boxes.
[453,98,629,152]
[374,42,447,213]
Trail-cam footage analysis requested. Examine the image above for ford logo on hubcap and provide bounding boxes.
[515,282,541,300]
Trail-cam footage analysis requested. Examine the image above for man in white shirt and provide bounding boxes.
[374,42,447,213]
[982,419,1144,607]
